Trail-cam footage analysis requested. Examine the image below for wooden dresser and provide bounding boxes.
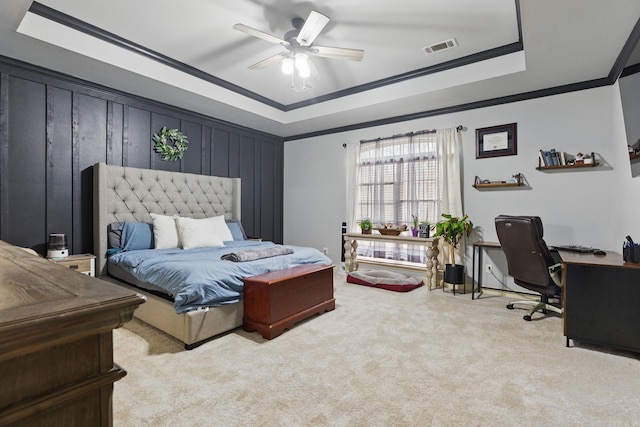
[0,241,145,426]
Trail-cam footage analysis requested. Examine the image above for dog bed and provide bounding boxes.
[346,270,423,292]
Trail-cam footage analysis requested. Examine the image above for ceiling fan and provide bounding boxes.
[233,10,364,76]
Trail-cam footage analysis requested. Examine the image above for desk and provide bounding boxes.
[559,250,640,353]
[473,243,640,353]
[343,233,439,289]
[471,241,501,300]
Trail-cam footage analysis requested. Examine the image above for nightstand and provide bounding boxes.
[50,253,96,276]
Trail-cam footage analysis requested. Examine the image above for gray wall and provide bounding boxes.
[619,71,640,177]
[0,57,284,254]
[283,83,639,290]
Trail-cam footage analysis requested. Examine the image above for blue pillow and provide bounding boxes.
[121,222,154,251]
[226,220,247,241]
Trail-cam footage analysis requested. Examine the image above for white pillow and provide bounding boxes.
[210,215,234,242]
[175,216,230,250]
[150,213,180,249]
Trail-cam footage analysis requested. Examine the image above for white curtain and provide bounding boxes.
[436,127,464,265]
[437,128,463,217]
[345,141,361,232]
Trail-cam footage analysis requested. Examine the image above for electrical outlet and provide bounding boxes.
[486,264,492,273]
[322,247,328,255]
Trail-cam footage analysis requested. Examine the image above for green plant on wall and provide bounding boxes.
[432,213,473,266]
[152,127,189,161]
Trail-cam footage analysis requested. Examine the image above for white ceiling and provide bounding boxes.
[1,0,639,138]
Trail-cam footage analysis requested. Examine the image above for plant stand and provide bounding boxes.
[444,264,465,295]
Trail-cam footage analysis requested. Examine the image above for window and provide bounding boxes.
[357,133,440,229]
[355,132,441,263]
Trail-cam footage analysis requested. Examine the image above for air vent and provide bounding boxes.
[422,38,458,55]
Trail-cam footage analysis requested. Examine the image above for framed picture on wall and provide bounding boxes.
[476,123,517,159]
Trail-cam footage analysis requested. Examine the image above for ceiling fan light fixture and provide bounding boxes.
[281,57,294,75]
[295,53,308,70]
[298,65,311,79]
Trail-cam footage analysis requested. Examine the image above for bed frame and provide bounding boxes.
[93,162,243,349]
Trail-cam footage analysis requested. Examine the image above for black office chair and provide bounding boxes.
[495,215,563,321]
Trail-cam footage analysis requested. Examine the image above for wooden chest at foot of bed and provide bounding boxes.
[243,264,335,339]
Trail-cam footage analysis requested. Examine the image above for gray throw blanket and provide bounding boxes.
[221,246,294,262]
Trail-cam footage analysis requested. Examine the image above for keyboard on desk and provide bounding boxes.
[552,244,594,253]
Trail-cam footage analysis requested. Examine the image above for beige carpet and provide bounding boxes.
[113,271,640,426]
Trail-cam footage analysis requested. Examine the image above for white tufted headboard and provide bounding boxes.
[93,163,241,276]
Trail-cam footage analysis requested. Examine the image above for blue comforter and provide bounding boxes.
[108,240,332,313]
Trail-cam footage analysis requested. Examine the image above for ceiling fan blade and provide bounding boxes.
[233,23,290,47]
[296,11,330,46]
[248,52,288,70]
[309,45,365,61]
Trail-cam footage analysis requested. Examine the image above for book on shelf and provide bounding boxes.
[539,149,546,166]
[539,148,568,166]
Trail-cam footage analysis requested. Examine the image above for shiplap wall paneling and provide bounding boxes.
[182,120,203,175]
[47,86,73,255]
[6,77,47,252]
[260,141,275,243]
[76,93,109,253]
[0,57,285,253]
[240,135,258,239]
[126,106,152,170]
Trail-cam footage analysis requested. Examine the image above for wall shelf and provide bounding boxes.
[536,162,599,171]
[473,181,522,189]
[537,151,598,170]
[473,173,523,189]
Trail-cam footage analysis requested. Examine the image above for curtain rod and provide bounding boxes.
[357,125,466,144]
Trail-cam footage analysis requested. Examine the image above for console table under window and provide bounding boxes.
[343,233,440,289]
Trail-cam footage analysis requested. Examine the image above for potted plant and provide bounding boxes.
[433,213,473,285]
[359,219,373,234]
[411,215,420,237]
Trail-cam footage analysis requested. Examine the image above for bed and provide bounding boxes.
[93,162,331,348]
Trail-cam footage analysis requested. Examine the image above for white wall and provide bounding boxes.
[283,84,640,287]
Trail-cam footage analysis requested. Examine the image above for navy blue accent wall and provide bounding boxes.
[0,57,284,254]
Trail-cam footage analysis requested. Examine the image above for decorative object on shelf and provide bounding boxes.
[411,215,430,237]
[152,127,189,161]
[473,173,523,188]
[374,224,408,236]
[536,151,599,170]
[418,222,430,238]
[475,123,517,159]
[433,213,473,286]
[359,218,373,234]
